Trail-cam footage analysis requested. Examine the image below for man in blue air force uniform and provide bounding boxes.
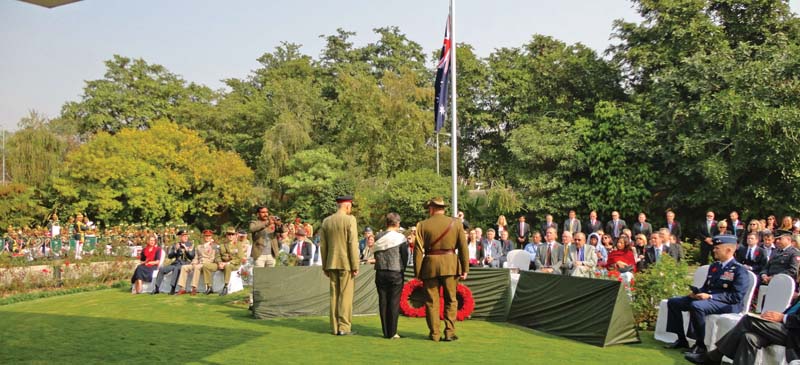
[664,234,750,356]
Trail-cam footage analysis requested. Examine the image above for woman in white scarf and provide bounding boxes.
[373,212,409,339]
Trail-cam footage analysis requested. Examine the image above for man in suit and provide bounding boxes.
[152,229,194,295]
[414,197,469,342]
[250,206,278,268]
[289,228,314,266]
[659,228,682,262]
[665,210,682,241]
[540,215,558,238]
[605,211,627,242]
[568,232,596,277]
[729,211,745,245]
[632,212,653,239]
[698,211,719,265]
[736,232,767,273]
[584,210,603,235]
[563,210,581,235]
[664,235,750,355]
[498,230,515,268]
[534,227,565,274]
[759,229,800,285]
[685,296,800,364]
[482,229,502,268]
[514,215,531,249]
[761,231,777,262]
[643,232,669,270]
[320,195,360,336]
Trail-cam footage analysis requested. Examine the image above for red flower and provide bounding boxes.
[754,250,759,257]
[711,266,718,273]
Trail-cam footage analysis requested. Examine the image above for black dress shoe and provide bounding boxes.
[684,345,707,355]
[664,340,689,349]
[219,285,228,296]
[684,352,719,365]
[442,335,459,342]
[205,286,213,295]
[169,286,176,295]
[151,287,160,295]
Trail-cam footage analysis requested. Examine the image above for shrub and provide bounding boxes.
[630,255,691,330]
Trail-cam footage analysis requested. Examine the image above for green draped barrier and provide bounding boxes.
[85,237,97,251]
[507,271,640,347]
[50,238,62,253]
[252,265,378,319]
[252,266,638,347]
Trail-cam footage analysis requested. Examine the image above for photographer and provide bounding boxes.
[152,230,195,295]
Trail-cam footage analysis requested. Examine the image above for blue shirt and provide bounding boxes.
[523,243,538,262]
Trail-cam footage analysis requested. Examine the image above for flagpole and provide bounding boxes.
[436,132,440,176]
[449,0,458,217]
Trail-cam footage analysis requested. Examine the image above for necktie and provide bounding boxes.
[614,221,619,237]
[296,242,302,256]
[545,244,552,266]
[655,248,661,262]
[668,222,672,232]
[579,248,583,261]
[786,301,800,315]
[520,223,524,236]
[748,248,753,261]
[569,219,574,232]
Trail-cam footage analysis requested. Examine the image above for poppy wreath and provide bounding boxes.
[399,278,475,320]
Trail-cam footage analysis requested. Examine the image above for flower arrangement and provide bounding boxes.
[399,278,475,321]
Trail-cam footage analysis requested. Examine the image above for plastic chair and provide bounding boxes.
[654,265,709,343]
[704,270,758,350]
[131,250,166,294]
[506,250,532,271]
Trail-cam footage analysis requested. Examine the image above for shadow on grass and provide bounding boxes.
[0,311,261,364]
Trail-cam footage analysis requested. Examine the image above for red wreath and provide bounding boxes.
[400,278,475,321]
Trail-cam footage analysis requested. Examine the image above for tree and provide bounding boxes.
[61,55,216,134]
[277,148,348,226]
[0,183,49,228]
[51,121,254,226]
[6,111,68,189]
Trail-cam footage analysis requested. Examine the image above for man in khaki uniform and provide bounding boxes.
[177,229,216,295]
[319,195,360,336]
[415,197,469,342]
[250,206,278,268]
[212,227,248,296]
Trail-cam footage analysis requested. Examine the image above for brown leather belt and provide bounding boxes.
[426,249,455,255]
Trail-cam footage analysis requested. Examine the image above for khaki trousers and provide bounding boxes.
[201,263,219,287]
[254,254,275,268]
[219,262,241,284]
[423,276,458,340]
[327,269,354,334]
[178,263,203,288]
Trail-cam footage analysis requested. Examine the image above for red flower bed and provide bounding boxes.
[399,278,475,321]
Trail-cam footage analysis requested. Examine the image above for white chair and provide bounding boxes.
[506,250,532,271]
[131,250,166,294]
[704,270,758,351]
[654,265,710,343]
[212,269,243,294]
[715,274,795,364]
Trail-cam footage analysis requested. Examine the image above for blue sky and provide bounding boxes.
[1,0,797,131]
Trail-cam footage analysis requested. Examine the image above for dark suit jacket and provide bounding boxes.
[664,242,682,262]
[584,219,603,234]
[664,220,682,240]
[632,222,653,238]
[563,218,581,234]
[785,298,800,360]
[289,240,314,266]
[540,222,558,237]
[735,245,767,273]
[643,245,670,269]
[605,219,628,239]
[698,220,718,240]
[513,222,531,244]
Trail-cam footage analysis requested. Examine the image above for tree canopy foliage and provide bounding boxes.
[6,1,800,230]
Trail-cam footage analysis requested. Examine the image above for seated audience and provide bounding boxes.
[290,228,314,266]
[607,235,636,283]
[534,227,564,274]
[759,229,800,285]
[177,230,216,295]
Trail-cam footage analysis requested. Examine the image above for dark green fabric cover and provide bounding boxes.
[507,271,640,347]
[252,265,377,319]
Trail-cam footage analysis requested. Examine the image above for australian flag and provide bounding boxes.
[434,15,451,133]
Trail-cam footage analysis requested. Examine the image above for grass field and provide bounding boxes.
[0,288,688,364]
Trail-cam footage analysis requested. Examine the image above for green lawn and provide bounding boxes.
[0,288,687,364]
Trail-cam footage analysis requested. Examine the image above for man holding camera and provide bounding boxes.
[152,230,195,295]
